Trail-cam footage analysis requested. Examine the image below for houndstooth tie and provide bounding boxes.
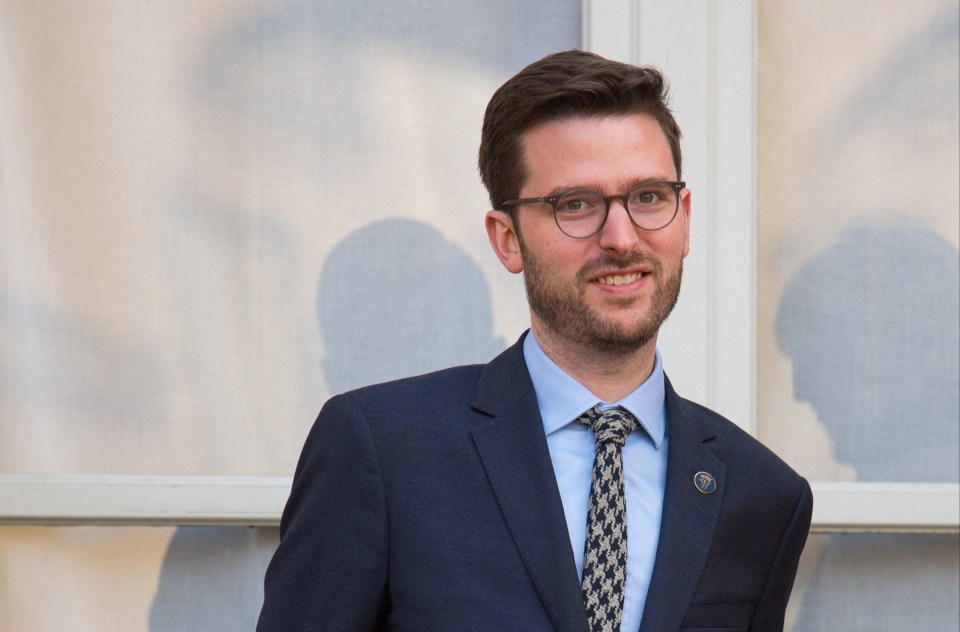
[578,406,638,632]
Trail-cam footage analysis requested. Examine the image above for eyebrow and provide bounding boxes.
[544,176,676,197]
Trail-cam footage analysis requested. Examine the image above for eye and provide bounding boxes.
[628,183,674,209]
[630,188,664,205]
[561,198,587,212]
[555,191,603,215]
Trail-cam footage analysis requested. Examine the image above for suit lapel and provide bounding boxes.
[639,379,726,632]
[470,337,589,632]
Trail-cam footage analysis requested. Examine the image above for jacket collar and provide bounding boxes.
[470,333,590,632]
[470,334,727,632]
[638,378,725,632]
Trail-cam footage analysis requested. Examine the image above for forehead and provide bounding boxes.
[519,114,676,194]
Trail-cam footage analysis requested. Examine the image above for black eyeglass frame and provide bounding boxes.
[499,180,686,239]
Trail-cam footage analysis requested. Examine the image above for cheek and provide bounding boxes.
[522,226,582,265]
[660,224,690,258]
[642,233,686,261]
[680,214,692,256]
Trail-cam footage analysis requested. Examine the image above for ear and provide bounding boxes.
[679,188,692,257]
[485,210,524,274]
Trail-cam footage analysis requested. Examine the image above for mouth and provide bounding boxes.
[581,253,659,292]
[596,272,647,286]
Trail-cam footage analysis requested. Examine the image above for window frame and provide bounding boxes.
[0,475,955,533]
[0,0,956,538]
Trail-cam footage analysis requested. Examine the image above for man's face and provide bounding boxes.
[487,114,691,354]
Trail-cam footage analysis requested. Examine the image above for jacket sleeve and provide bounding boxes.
[258,394,389,631]
[750,478,814,631]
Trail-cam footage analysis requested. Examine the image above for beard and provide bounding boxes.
[521,244,683,354]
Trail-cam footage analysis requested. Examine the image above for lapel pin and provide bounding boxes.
[693,471,717,495]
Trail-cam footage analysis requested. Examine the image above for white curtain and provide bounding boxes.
[0,2,579,629]
[757,1,960,629]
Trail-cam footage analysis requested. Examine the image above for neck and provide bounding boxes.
[530,322,658,402]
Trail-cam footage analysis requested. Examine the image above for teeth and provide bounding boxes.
[599,273,640,286]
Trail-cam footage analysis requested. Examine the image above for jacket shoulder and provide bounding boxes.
[335,334,531,418]
[673,392,807,487]
[337,363,486,412]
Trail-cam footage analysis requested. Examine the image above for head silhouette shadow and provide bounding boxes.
[148,219,505,631]
[317,218,504,394]
[776,219,959,482]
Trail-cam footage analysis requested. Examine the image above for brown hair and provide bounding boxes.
[478,49,682,212]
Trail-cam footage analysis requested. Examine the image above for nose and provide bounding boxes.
[596,199,641,252]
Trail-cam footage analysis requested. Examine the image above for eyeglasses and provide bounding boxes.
[499,180,685,239]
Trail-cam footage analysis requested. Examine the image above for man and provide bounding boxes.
[258,50,812,631]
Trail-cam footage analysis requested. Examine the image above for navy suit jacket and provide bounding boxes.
[259,335,812,631]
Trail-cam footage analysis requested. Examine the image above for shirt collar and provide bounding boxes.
[523,331,667,448]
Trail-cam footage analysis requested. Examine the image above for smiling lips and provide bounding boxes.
[596,271,648,286]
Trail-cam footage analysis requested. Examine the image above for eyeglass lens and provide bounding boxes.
[555,182,679,238]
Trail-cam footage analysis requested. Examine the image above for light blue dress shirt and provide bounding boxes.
[523,332,668,632]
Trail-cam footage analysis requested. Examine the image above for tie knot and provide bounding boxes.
[578,406,638,447]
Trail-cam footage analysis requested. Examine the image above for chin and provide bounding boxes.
[575,316,660,353]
